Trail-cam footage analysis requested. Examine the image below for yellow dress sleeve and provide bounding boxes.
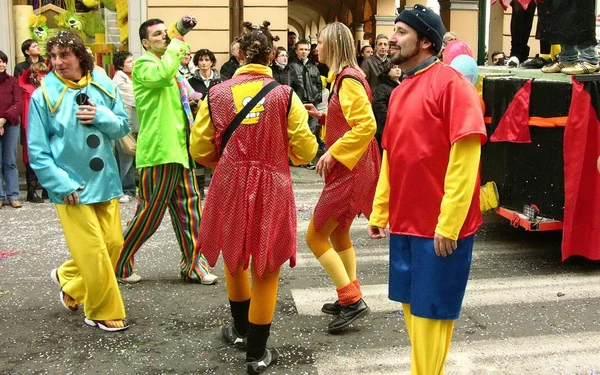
[327,78,376,170]
[368,150,390,228]
[287,92,318,165]
[435,134,481,240]
[190,98,218,168]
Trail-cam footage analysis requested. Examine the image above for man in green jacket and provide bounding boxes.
[115,17,217,285]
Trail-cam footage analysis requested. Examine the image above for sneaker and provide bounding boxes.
[541,61,575,73]
[302,163,316,170]
[246,348,279,375]
[117,273,142,284]
[507,56,520,67]
[118,195,131,203]
[561,61,600,75]
[50,268,60,286]
[521,54,551,69]
[327,298,370,333]
[321,300,342,315]
[221,325,248,349]
[84,318,129,332]
[59,290,79,311]
[200,273,218,285]
[480,181,500,213]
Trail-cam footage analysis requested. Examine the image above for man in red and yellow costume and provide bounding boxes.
[368,5,487,374]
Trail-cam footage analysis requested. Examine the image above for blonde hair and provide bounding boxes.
[30,61,49,75]
[319,22,362,76]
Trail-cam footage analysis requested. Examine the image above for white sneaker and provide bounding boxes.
[118,195,131,203]
[118,273,142,284]
[201,274,218,285]
[50,268,60,286]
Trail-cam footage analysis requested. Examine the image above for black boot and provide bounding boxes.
[222,299,250,349]
[321,300,341,315]
[327,298,370,333]
[41,189,48,200]
[25,164,43,203]
[195,169,205,199]
[246,323,278,375]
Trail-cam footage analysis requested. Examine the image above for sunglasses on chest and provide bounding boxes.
[75,86,89,106]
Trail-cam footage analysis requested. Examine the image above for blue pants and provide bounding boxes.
[115,139,137,197]
[0,125,21,201]
[389,234,474,320]
[558,43,599,64]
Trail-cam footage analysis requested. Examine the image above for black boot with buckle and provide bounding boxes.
[25,164,43,203]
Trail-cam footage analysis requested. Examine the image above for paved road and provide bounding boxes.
[1,167,600,375]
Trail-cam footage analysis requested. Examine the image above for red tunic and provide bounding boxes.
[383,62,487,239]
[198,72,297,278]
[313,68,381,231]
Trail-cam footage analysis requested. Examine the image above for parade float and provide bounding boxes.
[479,67,600,261]
[12,0,128,75]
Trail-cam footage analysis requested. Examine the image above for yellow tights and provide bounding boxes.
[224,262,280,324]
[306,217,357,288]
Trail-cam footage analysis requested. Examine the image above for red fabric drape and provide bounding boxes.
[490,80,533,143]
[561,78,600,261]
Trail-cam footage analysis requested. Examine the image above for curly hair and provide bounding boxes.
[193,49,216,67]
[113,50,132,71]
[238,21,280,65]
[47,30,94,76]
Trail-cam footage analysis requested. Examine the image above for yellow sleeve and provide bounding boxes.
[435,134,481,240]
[328,78,377,170]
[368,149,390,228]
[287,91,318,165]
[190,98,218,168]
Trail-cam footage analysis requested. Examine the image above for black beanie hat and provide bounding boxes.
[395,4,447,55]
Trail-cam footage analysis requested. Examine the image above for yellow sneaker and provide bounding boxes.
[561,62,600,75]
[541,61,574,73]
[480,181,500,213]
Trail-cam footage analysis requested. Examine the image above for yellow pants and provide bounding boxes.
[403,304,454,375]
[55,199,126,321]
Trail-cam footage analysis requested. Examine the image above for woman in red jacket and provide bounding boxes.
[18,62,49,203]
[0,50,23,208]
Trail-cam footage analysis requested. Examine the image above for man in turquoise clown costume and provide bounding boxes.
[28,30,130,331]
[115,16,217,284]
[368,5,487,374]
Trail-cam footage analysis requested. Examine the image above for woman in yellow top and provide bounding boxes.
[304,22,381,333]
[190,21,317,374]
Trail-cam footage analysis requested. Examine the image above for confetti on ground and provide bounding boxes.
[0,251,18,260]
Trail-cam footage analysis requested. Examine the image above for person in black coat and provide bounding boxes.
[539,0,598,74]
[188,49,223,100]
[372,64,402,153]
[220,40,241,80]
[188,49,223,198]
[271,47,303,94]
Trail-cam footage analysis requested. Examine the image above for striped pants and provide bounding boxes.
[116,163,211,281]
